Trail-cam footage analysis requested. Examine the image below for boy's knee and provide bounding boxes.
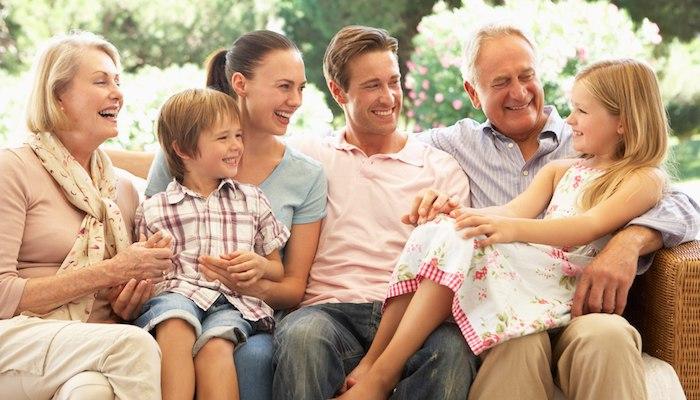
[197,337,235,360]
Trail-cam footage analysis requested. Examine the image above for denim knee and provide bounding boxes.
[394,323,476,400]
[235,333,273,400]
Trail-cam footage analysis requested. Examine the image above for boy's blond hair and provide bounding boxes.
[157,88,240,182]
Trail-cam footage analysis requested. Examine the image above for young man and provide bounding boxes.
[270,26,475,399]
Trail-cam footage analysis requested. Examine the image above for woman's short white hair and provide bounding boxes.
[460,21,536,87]
[26,30,120,134]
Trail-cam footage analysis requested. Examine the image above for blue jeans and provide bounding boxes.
[272,302,478,400]
[235,333,273,400]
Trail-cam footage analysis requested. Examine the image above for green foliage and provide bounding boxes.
[406,0,663,130]
[612,0,700,42]
[657,37,700,140]
[1,0,276,73]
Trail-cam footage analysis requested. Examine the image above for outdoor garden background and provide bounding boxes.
[1,0,698,204]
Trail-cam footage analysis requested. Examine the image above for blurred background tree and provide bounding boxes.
[0,0,698,181]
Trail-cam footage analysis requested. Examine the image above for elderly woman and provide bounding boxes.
[0,31,173,400]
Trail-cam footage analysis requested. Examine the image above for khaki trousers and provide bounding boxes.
[468,314,647,400]
[0,316,161,400]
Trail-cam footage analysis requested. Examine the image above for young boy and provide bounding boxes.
[133,88,289,400]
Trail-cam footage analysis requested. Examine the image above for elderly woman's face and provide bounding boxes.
[57,48,122,147]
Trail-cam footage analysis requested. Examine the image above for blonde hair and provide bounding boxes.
[576,59,669,210]
[26,31,120,133]
[157,88,241,182]
[323,25,398,91]
[460,22,535,86]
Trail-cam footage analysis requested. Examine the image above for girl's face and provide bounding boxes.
[566,81,623,165]
[237,49,306,136]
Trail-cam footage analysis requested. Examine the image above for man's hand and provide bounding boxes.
[572,225,663,317]
[107,278,155,321]
[401,188,461,226]
[571,241,638,317]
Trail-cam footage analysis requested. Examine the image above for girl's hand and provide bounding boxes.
[453,209,518,247]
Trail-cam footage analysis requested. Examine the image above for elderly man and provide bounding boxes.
[410,22,699,400]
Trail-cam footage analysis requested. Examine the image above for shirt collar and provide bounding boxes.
[164,178,238,204]
[330,130,424,167]
[480,105,566,142]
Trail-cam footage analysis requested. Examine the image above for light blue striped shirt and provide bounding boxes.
[418,106,699,273]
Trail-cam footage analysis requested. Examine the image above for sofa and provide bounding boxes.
[627,240,700,399]
[120,168,698,399]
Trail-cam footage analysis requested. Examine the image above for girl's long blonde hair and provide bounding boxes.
[575,59,669,210]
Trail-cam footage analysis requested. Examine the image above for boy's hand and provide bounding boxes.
[221,251,268,287]
[198,255,265,298]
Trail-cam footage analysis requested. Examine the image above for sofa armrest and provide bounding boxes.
[633,240,700,399]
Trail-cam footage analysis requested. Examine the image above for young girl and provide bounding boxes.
[337,58,669,399]
[143,31,326,400]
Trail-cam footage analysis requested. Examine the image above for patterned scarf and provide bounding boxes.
[25,131,130,321]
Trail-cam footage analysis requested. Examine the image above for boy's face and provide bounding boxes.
[185,117,244,185]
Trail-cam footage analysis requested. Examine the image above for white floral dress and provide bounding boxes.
[387,163,609,355]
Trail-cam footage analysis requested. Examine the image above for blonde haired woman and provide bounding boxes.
[0,31,173,400]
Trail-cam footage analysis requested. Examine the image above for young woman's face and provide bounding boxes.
[238,49,306,136]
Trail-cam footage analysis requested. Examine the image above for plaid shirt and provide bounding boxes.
[134,179,290,330]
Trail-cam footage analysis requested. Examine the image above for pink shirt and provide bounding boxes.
[292,133,470,306]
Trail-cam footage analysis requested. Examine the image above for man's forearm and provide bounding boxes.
[609,224,663,258]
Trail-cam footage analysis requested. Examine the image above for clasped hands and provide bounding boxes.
[107,231,173,321]
[401,188,517,247]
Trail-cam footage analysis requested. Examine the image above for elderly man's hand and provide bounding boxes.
[401,188,461,226]
[571,241,637,317]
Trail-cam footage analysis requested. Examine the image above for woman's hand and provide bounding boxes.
[453,208,518,247]
[107,278,154,321]
[107,231,174,284]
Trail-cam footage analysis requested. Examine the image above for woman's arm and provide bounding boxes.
[200,220,322,309]
[258,221,321,308]
[16,238,173,316]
